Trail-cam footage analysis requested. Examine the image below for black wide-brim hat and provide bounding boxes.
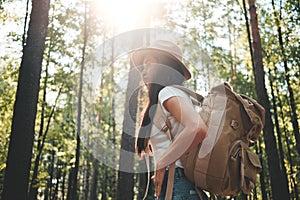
[130,40,192,80]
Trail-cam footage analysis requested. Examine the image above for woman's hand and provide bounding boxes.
[153,166,166,198]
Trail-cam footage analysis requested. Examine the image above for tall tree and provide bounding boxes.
[22,0,30,48]
[89,158,99,200]
[247,0,289,199]
[116,60,138,200]
[67,1,88,199]
[1,0,50,199]
[28,11,62,196]
[271,0,300,157]
[268,68,290,197]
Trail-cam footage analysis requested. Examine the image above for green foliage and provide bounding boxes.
[0,56,20,196]
[0,0,299,199]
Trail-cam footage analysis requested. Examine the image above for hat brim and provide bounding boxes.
[130,47,191,80]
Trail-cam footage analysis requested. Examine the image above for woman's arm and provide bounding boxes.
[153,96,207,198]
[156,95,207,170]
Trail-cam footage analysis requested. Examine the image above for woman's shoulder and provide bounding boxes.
[158,85,189,103]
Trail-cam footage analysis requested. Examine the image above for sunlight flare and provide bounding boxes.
[91,0,173,32]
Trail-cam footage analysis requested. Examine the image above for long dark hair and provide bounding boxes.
[135,55,185,157]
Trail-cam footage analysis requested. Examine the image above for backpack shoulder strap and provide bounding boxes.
[153,103,173,140]
[171,85,204,105]
[165,162,176,200]
[152,103,175,200]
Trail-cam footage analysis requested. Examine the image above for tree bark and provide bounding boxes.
[66,167,74,200]
[60,165,67,200]
[42,148,55,200]
[276,87,299,199]
[271,0,300,157]
[110,36,118,200]
[268,68,290,197]
[22,0,30,48]
[116,61,140,200]
[258,138,268,200]
[29,82,62,200]
[89,159,99,200]
[83,160,91,200]
[247,0,290,199]
[51,161,61,200]
[68,2,89,200]
[1,0,50,199]
[100,165,108,200]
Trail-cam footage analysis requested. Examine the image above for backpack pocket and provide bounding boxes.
[223,141,262,195]
[240,144,262,194]
[221,141,242,196]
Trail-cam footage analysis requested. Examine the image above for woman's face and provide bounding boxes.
[141,55,159,85]
[140,54,185,87]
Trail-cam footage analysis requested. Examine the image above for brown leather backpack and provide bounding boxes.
[154,82,265,199]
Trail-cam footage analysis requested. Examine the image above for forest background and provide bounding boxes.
[0,0,299,200]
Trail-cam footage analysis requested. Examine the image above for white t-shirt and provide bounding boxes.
[150,86,193,168]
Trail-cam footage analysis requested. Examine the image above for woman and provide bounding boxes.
[131,40,207,199]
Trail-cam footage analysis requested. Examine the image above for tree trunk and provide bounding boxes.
[83,160,91,200]
[226,2,237,84]
[69,2,89,199]
[44,149,55,200]
[110,36,118,200]
[51,163,61,200]
[1,0,50,199]
[99,36,107,200]
[258,138,268,200]
[22,0,30,48]
[28,57,49,200]
[116,61,140,200]
[277,86,299,199]
[100,165,108,200]
[29,61,48,199]
[247,0,290,199]
[271,0,300,157]
[68,121,81,200]
[89,158,99,200]
[29,79,62,200]
[242,0,254,64]
[29,7,62,198]
[268,68,290,197]
[61,166,67,200]
[66,167,74,200]
[138,173,147,200]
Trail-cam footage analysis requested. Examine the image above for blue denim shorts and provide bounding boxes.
[158,167,199,200]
